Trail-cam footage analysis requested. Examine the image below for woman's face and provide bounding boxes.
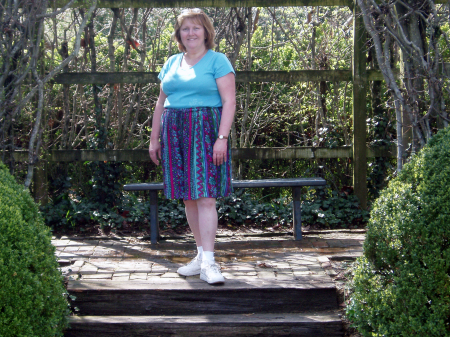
[179,18,206,52]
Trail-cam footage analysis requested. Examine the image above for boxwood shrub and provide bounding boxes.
[0,162,69,336]
[347,127,450,336]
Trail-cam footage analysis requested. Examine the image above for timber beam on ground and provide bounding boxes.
[11,146,395,162]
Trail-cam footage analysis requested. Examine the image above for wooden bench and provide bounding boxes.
[124,177,326,244]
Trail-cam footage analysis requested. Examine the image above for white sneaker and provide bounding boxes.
[200,261,225,285]
[177,255,201,276]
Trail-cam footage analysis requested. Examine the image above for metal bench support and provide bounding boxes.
[292,186,302,241]
[149,190,159,244]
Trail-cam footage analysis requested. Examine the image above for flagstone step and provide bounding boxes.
[65,311,343,337]
[68,277,338,316]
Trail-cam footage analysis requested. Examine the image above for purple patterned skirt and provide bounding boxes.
[160,107,233,200]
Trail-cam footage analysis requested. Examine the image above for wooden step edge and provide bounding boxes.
[66,312,344,336]
[67,277,336,292]
[68,311,343,325]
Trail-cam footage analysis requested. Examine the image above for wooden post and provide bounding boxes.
[352,1,368,209]
[33,160,48,205]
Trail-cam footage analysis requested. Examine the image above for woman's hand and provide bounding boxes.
[148,86,167,166]
[215,72,235,166]
[149,139,161,165]
[213,138,228,166]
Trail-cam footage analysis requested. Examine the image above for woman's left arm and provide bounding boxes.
[214,72,236,166]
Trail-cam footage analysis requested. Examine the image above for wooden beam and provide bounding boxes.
[233,147,314,159]
[51,65,450,85]
[368,64,450,80]
[54,70,353,84]
[48,149,150,162]
[236,70,352,82]
[53,0,449,8]
[367,69,396,81]
[352,1,368,209]
[52,0,352,9]
[11,146,395,162]
[53,72,160,85]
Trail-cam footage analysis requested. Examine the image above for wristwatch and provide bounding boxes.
[218,135,228,140]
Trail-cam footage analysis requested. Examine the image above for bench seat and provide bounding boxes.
[124,177,326,244]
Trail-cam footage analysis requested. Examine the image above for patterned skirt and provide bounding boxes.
[160,107,233,200]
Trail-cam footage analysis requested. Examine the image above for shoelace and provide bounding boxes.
[205,263,221,273]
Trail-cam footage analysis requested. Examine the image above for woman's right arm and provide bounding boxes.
[149,85,168,166]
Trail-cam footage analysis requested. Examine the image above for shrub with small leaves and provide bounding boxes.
[217,191,292,226]
[346,127,450,336]
[301,188,368,228]
[0,162,69,337]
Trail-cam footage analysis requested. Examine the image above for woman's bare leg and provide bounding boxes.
[194,197,224,284]
[183,197,223,284]
[177,199,205,276]
[184,199,202,248]
[184,198,218,252]
[195,197,218,252]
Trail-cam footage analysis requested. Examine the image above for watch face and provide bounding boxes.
[219,135,224,139]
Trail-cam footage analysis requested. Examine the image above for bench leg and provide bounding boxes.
[292,187,302,240]
[149,190,160,244]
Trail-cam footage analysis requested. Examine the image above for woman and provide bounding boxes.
[148,8,236,285]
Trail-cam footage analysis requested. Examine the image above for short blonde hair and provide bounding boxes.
[174,8,216,52]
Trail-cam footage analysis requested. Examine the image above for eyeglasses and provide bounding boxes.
[181,8,202,14]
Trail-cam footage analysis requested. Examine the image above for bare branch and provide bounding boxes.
[36,0,77,18]
[11,0,98,118]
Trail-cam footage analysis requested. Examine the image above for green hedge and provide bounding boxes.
[347,127,450,336]
[0,162,69,336]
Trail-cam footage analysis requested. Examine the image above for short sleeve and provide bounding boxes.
[214,53,235,79]
[158,54,179,81]
[158,62,167,81]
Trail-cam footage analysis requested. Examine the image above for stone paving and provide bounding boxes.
[53,230,365,283]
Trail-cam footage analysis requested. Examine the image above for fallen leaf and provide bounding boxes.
[256,261,274,268]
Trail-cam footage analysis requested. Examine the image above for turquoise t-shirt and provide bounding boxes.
[158,50,235,108]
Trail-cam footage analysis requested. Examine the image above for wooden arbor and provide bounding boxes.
[54,0,370,207]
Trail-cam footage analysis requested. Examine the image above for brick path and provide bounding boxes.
[53,230,365,283]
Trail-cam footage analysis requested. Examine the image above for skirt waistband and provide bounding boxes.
[164,107,222,113]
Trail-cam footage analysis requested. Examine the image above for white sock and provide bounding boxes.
[196,246,203,259]
[202,251,215,264]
